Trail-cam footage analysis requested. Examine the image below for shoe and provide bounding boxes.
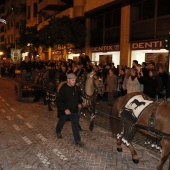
[57,133,62,139]
[75,141,84,147]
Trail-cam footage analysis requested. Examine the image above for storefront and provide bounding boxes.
[67,49,85,61]
[130,40,168,69]
[91,44,120,67]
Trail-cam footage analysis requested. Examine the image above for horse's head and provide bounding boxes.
[92,74,105,95]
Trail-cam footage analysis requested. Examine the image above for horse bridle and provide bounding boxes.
[92,74,104,96]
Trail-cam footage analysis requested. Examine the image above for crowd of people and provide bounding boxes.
[1,55,170,104]
[1,54,170,147]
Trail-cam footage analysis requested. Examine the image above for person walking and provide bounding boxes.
[56,73,85,147]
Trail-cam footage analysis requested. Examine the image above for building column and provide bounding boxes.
[48,47,51,60]
[120,5,131,67]
[85,18,92,59]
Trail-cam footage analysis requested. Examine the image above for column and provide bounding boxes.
[120,5,131,67]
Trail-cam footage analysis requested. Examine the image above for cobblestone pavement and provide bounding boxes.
[0,78,168,170]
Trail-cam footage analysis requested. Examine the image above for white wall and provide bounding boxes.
[131,49,168,67]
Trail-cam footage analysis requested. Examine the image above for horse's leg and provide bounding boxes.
[117,137,123,152]
[157,138,170,170]
[89,100,96,131]
[47,99,53,111]
[128,143,139,164]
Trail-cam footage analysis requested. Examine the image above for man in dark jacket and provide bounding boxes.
[56,73,85,147]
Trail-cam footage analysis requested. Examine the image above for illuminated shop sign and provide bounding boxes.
[91,44,120,52]
[72,49,85,54]
[131,40,163,50]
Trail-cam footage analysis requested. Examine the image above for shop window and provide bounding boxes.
[157,0,170,17]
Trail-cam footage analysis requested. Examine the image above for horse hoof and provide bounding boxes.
[132,159,139,164]
[117,148,122,152]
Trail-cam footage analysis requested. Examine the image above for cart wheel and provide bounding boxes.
[14,83,22,102]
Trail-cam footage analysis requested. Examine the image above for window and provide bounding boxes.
[34,3,37,17]
[142,0,155,20]
[1,35,4,42]
[27,5,30,19]
[105,12,113,28]
[131,0,155,22]
[8,36,10,44]
[38,13,42,23]
[157,0,170,17]
[1,26,4,32]
[91,15,103,30]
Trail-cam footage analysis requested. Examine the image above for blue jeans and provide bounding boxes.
[56,112,81,143]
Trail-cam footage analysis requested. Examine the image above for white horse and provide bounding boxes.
[79,70,105,130]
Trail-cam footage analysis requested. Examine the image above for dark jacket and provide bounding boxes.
[57,83,83,116]
[20,61,32,72]
[138,75,162,99]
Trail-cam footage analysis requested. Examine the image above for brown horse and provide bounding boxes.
[110,92,170,170]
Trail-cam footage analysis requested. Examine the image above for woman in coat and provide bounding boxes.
[126,68,141,94]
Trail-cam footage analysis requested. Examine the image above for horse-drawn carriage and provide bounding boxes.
[14,70,35,102]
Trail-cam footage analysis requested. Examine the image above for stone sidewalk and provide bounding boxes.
[0,78,168,170]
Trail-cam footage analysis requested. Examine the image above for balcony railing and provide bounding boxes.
[38,0,68,12]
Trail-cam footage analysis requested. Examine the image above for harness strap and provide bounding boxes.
[148,101,162,128]
[136,124,170,139]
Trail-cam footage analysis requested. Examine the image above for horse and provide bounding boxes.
[110,92,170,170]
[79,70,105,130]
[33,68,59,111]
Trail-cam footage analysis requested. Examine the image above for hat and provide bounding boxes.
[67,73,77,79]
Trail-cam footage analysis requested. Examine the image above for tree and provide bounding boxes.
[18,24,40,58]
[18,24,40,49]
[38,15,85,49]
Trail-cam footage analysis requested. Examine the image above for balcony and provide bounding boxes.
[38,0,69,12]
[60,0,73,7]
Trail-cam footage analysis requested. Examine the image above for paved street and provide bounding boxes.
[0,78,168,170]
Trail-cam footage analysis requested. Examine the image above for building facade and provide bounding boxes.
[0,0,170,67]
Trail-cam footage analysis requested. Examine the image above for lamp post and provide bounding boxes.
[0,51,4,61]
